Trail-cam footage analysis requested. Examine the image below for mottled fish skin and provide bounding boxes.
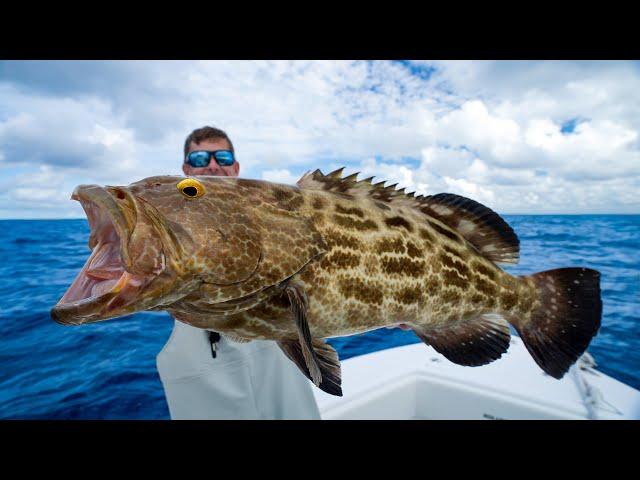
[53,169,602,394]
[168,172,537,340]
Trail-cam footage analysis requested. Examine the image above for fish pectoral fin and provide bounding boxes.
[412,313,511,367]
[284,284,323,387]
[278,337,343,397]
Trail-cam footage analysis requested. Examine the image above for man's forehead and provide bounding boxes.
[188,137,231,152]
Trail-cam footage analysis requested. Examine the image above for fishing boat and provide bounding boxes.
[312,337,640,420]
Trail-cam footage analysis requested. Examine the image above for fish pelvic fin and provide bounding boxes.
[412,313,511,367]
[278,338,342,397]
[510,268,602,379]
[279,282,342,396]
[285,284,323,386]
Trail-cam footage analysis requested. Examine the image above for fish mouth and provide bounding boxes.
[51,185,157,325]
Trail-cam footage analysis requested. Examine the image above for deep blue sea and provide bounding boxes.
[0,215,638,419]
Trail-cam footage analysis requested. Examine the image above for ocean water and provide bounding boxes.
[0,215,638,419]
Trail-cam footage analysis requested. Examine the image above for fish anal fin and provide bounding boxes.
[413,313,511,367]
[419,193,520,265]
[278,338,343,396]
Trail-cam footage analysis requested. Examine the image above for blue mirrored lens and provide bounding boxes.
[187,151,211,167]
[214,150,235,166]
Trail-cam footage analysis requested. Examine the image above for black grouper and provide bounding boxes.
[52,169,602,396]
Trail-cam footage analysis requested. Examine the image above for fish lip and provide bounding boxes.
[51,185,153,325]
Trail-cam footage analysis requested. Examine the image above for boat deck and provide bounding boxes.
[312,338,640,420]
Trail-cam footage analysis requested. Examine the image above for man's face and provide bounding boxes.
[183,138,240,177]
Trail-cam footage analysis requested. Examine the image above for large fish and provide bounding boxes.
[51,169,602,396]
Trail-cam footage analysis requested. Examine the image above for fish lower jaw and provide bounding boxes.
[53,239,152,324]
[52,270,151,325]
[59,240,124,303]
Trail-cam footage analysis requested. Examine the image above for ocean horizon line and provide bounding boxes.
[1,213,639,221]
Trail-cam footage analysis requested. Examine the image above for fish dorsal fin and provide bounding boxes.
[417,193,519,264]
[297,168,519,264]
[296,168,420,204]
[296,168,377,196]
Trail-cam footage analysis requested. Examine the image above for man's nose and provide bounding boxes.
[202,165,224,175]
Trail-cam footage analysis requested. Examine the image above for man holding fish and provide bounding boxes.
[52,125,601,413]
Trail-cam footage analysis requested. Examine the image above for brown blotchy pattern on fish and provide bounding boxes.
[335,204,364,218]
[473,261,498,281]
[312,197,326,210]
[289,196,305,210]
[500,290,519,311]
[339,279,383,306]
[423,275,439,293]
[375,237,405,255]
[439,252,471,278]
[419,228,435,243]
[324,229,362,250]
[405,241,422,258]
[441,288,462,304]
[470,293,485,305]
[475,279,497,297]
[381,257,425,276]
[273,187,293,201]
[442,269,468,289]
[394,285,423,304]
[321,250,360,271]
[333,214,378,231]
[385,216,413,232]
[442,244,468,262]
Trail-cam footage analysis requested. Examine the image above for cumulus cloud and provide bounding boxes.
[0,60,638,217]
[261,168,301,185]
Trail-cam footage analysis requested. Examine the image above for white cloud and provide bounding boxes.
[0,60,638,217]
[261,168,300,185]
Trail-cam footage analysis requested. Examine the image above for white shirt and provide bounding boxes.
[156,319,321,420]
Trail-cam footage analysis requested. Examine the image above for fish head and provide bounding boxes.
[51,175,262,325]
[52,174,329,325]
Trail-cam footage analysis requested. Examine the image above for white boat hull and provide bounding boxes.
[312,338,640,420]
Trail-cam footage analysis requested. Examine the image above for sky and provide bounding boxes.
[0,60,638,218]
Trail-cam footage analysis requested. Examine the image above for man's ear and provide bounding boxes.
[232,161,240,176]
[182,164,190,176]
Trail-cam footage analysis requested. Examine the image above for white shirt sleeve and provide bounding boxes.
[156,319,321,420]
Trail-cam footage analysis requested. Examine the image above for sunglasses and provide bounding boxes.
[185,150,235,168]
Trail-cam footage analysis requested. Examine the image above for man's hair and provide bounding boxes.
[183,126,235,158]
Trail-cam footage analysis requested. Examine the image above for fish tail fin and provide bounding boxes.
[510,267,602,379]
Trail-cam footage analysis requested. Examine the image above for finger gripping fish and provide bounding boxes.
[52,169,602,397]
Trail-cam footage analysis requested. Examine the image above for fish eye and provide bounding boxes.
[177,178,205,198]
